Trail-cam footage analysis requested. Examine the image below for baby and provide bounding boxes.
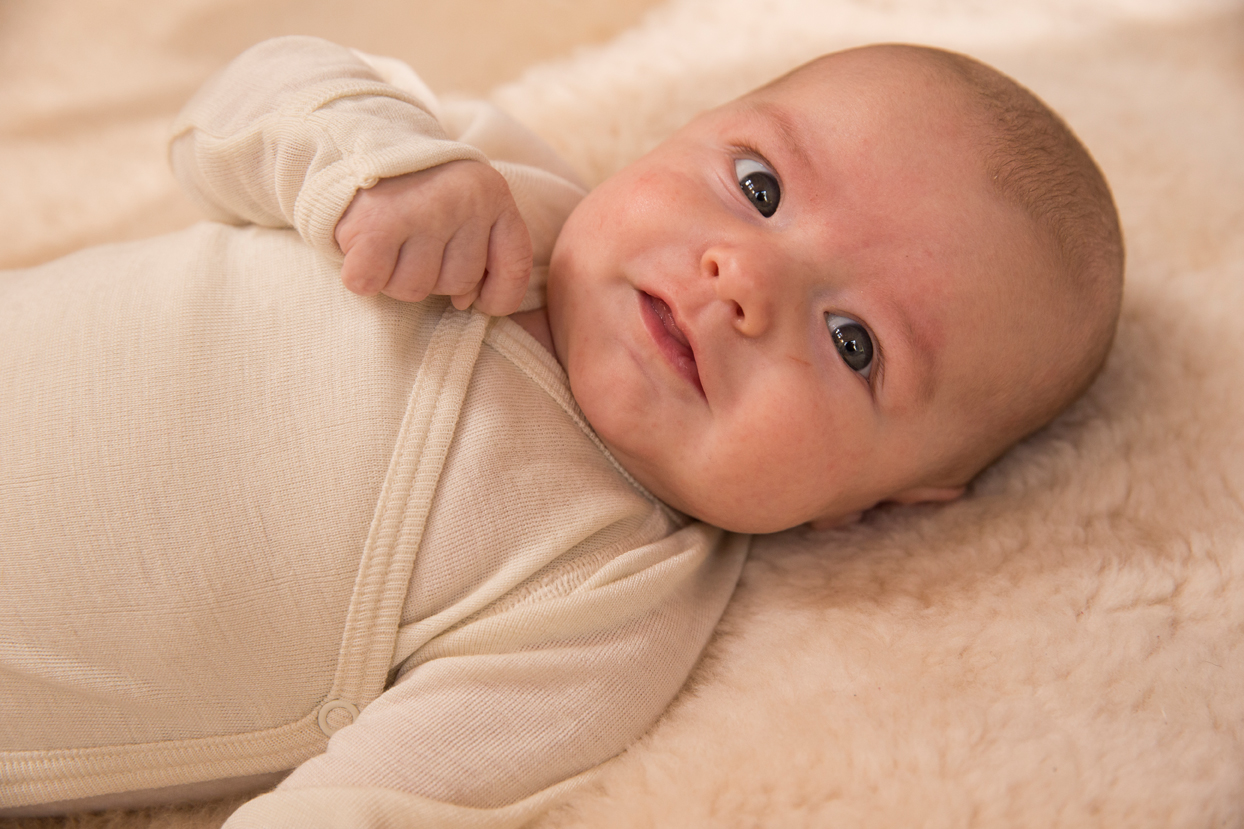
[0,35,1121,827]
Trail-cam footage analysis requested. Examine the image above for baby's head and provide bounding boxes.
[545,43,1123,534]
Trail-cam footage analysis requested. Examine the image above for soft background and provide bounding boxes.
[2,0,1242,826]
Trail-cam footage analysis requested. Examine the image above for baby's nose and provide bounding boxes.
[702,246,776,338]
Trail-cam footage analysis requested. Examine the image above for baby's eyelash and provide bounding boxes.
[728,145,780,180]
[827,312,885,394]
[862,323,885,393]
[731,148,782,218]
[867,336,885,392]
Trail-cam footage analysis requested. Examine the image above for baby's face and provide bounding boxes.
[546,49,1050,533]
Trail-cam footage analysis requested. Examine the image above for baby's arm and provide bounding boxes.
[171,36,530,314]
[221,526,749,828]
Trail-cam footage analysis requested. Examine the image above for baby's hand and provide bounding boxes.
[334,160,533,315]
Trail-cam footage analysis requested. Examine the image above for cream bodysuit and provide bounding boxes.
[0,36,748,828]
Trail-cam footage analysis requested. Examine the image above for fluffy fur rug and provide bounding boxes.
[3,0,1242,826]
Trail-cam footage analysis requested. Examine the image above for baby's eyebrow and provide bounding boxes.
[745,100,814,174]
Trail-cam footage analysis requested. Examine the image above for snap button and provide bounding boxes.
[318,699,360,736]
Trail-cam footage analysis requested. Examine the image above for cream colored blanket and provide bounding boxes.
[2,0,1242,826]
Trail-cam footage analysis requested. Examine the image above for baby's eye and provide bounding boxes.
[826,314,874,378]
[734,158,780,218]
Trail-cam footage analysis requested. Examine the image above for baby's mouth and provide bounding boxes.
[640,292,703,394]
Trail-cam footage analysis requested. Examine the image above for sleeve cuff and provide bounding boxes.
[294,139,489,263]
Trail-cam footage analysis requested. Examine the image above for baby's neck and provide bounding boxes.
[510,308,559,362]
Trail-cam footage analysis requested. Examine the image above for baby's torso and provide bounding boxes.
[0,222,695,809]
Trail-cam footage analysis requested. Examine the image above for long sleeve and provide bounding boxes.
[225,525,750,828]
[169,35,584,301]
[169,36,490,262]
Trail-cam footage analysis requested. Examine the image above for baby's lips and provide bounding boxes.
[650,294,693,352]
[639,290,704,395]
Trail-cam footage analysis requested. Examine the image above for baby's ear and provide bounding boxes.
[887,485,965,506]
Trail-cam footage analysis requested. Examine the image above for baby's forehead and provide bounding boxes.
[738,61,982,161]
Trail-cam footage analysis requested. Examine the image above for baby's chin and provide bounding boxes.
[638,476,825,535]
[688,499,872,534]
[586,429,832,533]
[684,506,822,535]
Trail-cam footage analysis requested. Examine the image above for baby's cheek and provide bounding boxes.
[753,388,873,486]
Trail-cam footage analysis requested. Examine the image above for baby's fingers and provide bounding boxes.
[473,203,534,317]
[383,236,447,303]
[339,234,400,297]
[435,221,491,306]
[450,287,480,311]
